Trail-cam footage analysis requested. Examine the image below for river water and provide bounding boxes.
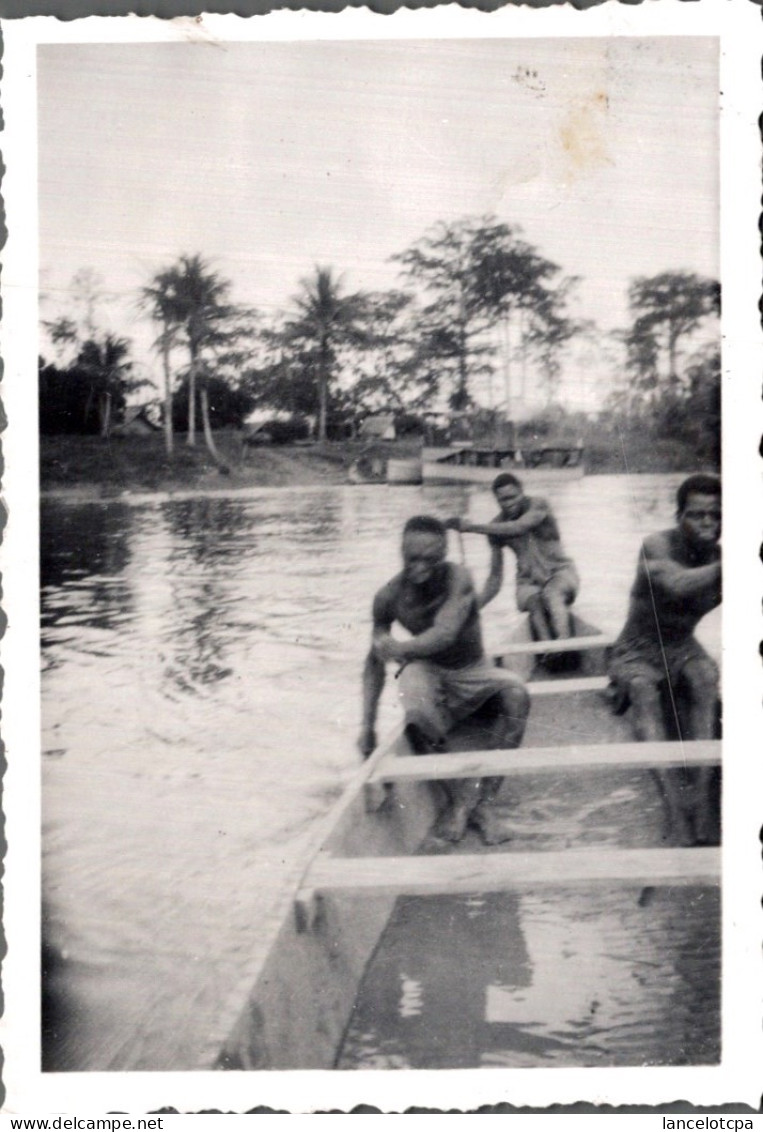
[40,475,720,1072]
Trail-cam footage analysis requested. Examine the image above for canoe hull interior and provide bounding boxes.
[212,698,523,1070]
[211,727,440,1069]
[212,615,718,1070]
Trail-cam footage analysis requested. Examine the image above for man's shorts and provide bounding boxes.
[397,658,526,741]
[608,634,719,709]
[516,563,579,614]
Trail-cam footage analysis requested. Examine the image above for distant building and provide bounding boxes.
[421,410,518,448]
[111,405,161,437]
[359,412,396,441]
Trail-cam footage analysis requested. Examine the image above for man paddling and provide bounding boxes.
[608,473,722,844]
[358,515,530,844]
[446,472,579,641]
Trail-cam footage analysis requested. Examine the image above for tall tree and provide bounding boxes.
[607,275,721,462]
[393,216,578,412]
[76,334,135,436]
[141,268,184,457]
[39,335,140,435]
[339,290,432,413]
[624,271,720,398]
[42,316,79,363]
[473,234,579,410]
[393,217,500,410]
[70,267,107,339]
[40,269,142,437]
[285,267,370,442]
[524,281,584,407]
[244,322,319,419]
[684,343,721,464]
[42,268,116,367]
[143,255,250,462]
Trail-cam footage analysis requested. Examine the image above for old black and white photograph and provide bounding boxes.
[1,1,760,1115]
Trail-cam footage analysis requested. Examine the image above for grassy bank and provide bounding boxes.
[513,420,716,476]
[39,432,423,496]
[39,428,715,497]
[582,431,716,475]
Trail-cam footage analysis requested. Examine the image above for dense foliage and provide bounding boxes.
[610,271,720,465]
[392,216,579,410]
[171,374,256,432]
[39,335,139,435]
[40,228,720,467]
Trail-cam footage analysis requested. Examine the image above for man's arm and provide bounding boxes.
[358,590,393,758]
[640,534,721,600]
[478,540,504,608]
[392,566,477,660]
[450,499,550,540]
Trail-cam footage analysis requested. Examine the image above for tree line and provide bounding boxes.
[39,217,721,464]
[606,272,720,464]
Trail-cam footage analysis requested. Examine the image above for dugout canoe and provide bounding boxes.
[210,615,721,1071]
[422,444,585,486]
[348,455,424,484]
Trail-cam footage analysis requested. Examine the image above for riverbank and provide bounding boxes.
[39,430,715,498]
[40,432,400,498]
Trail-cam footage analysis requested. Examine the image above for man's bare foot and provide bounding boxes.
[433,805,470,842]
[469,805,514,845]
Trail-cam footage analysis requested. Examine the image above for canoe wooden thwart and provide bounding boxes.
[502,633,616,656]
[212,613,721,1071]
[369,739,721,785]
[527,675,609,696]
[296,846,720,908]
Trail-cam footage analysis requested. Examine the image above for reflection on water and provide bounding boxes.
[40,476,720,1071]
[339,887,719,1070]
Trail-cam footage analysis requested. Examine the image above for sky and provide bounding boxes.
[37,34,719,410]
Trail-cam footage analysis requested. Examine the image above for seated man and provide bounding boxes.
[358,514,530,844]
[608,473,722,844]
[447,472,579,641]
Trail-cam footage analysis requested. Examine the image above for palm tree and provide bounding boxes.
[141,268,184,456]
[287,267,369,442]
[76,334,134,436]
[142,255,234,462]
[42,316,79,363]
[177,256,230,453]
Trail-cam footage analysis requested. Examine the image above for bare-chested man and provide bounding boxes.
[446,472,579,640]
[608,473,721,844]
[358,515,530,843]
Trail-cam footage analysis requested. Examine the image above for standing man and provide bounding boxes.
[446,472,579,641]
[608,473,722,844]
[359,515,530,843]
